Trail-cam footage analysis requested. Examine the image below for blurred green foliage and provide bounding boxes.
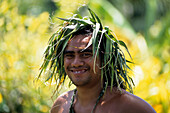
[16,0,57,16]
[0,0,169,113]
[0,0,54,112]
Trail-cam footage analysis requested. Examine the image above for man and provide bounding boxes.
[38,7,156,113]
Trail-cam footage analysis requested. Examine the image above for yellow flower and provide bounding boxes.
[0,93,3,103]
[40,105,49,112]
[153,104,162,113]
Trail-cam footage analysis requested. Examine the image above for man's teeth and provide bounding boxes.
[73,70,85,73]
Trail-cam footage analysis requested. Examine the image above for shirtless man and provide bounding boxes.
[50,33,156,113]
[39,7,156,113]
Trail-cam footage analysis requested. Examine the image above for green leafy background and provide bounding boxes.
[0,0,169,113]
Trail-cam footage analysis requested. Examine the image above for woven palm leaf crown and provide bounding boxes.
[38,7,134,93]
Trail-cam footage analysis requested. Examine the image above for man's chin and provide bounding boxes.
[72,80,90,87]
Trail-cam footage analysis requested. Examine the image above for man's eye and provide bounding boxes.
[81,53,92,57]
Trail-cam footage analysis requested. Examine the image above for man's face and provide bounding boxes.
[64,35,101,87]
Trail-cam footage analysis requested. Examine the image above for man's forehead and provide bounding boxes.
[69,35,91,42]
[81,36,91,42]
[65,45,92,51]
[66,35,92,49]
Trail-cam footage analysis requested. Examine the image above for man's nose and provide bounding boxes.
[71,55,84,67]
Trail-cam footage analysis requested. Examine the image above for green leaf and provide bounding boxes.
[94,28,106,73]
[57,17,94,25]
[118,40,132,59]
[88,7,103,29]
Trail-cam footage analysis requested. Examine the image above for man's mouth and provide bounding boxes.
[68,67,89,75]
[71,69,86,74]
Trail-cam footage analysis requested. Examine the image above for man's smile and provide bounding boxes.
[71,70,86,73]
[69,67,89,75]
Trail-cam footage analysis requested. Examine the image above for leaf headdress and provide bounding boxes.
[38,7,134,93]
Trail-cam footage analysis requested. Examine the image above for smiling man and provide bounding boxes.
[39,7,156,113]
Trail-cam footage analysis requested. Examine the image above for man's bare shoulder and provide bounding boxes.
[104,88,156,113]
[120,90,156,113]
[50,90,74,113]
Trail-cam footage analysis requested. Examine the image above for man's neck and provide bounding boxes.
[76,82,103,107]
